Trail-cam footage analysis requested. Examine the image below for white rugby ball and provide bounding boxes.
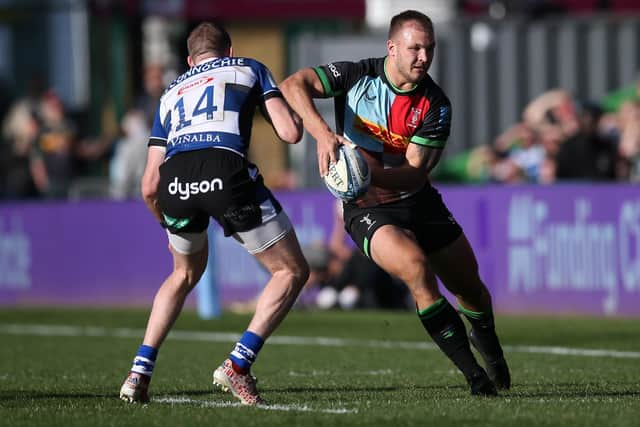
[323,143,371,202]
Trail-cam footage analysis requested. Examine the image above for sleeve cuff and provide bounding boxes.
[410,136,446,148]
[313,67,335,97]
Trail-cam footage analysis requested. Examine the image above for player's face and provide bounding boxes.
[388,21,435,87]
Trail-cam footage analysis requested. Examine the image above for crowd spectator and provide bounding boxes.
[613,99,640,180]
[109,64,167,199]
[0,101,46,199]
[109,109,149,199]
[433,86,635,185]
[554,102,619,180]
[33,90,78,199]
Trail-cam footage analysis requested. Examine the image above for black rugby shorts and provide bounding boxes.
[157,148,281,236]
[343,184,463,258]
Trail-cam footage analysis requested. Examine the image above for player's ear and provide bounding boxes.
[228,46,233,57]
[387,39,395,56]
[187,55,195,67]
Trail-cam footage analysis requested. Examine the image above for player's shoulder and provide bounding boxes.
[233,56,267,70]
[327,57,384,75]
[230,57,276,84]
[421,74,451,106]
[316,57,384,89]
[344,56,384,69]
[162,67,199,99]
[359,57,385,76]
[362,56,385,68]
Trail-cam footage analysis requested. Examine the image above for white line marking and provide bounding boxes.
[1,323,639,359]
[155,397,357,414]
[504,344,640,359]
[288,369,394,377]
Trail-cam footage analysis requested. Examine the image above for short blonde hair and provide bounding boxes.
[388,10,434,40]
[187,22,231,59]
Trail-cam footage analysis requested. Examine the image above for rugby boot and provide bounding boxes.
[469,328,511,390]
[466,367,498,396]
[119,371,150,403]
[213,359,265,405]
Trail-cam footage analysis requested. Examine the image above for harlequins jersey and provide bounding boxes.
[315,57,451,206]
[149,56,282,159]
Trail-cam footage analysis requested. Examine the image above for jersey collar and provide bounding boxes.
[196,56,224,65]
[383,56,421,95]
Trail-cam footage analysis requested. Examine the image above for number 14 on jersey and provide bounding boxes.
[164,71,235,132]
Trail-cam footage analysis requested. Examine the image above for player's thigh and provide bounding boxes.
[413,184,463,254]
[344,202,433,286]
[228,204,307,277]
[369,225,436,288]
[253,229,308,278]
[168,237,209,284]
[427,232,485,296]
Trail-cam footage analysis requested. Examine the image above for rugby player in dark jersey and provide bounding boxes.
[120,22,308,406]
[282,10,510,396]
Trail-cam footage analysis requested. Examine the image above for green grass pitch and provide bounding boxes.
[1,307,639,426]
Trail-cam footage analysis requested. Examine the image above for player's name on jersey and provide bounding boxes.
[168,132,230,147]
[168,57,248,91]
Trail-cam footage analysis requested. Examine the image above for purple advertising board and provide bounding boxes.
[443,184,640,317]
[1,184,639,316]
[0,200,174,306]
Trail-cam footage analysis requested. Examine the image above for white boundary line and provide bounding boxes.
[155,397,357,414]
[1,323,639,359]
[288,369,394,377]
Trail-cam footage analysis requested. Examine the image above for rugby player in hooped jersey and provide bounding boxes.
[281,10,510,396]
[119,22,309,406]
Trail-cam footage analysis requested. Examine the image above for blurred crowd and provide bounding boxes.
[0,64,165,201]
[433,84,640,184]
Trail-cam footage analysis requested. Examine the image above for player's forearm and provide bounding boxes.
[280,73,332,141]
[141,173,163,223]
[263,97,303,144]
[371,143,440,191]
[141,147,166,225]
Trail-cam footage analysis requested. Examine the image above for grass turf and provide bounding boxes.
[0,307,639,426]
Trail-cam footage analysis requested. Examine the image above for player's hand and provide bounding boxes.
[317,132,350,177]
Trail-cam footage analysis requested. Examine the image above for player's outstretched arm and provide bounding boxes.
[140,146,166,224]
[263,97,303,144]
[281,68,343,177]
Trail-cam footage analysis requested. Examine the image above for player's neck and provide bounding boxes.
[383,57,417,92]
[195,55,221,65]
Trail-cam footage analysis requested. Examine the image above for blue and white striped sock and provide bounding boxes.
[130,344,158,377]
[229,331,264,372]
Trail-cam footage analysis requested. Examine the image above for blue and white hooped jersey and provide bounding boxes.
[149,56,282,158]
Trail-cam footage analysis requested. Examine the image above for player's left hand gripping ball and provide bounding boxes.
[323,143,371,202]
